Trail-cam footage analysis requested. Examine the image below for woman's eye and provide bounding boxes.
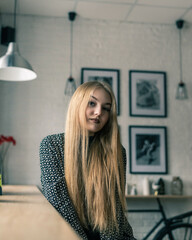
[103,107,111,112]
[88,101,95,107]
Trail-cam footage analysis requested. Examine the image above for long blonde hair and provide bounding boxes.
[64,81,125,232]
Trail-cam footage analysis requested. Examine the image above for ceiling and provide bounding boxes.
[0,0,192,25]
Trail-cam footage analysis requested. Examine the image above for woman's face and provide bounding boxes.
[84,88,112,136]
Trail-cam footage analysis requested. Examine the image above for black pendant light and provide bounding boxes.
[175,19,187,100]
[0,0,37,81]
[64,12,77,96]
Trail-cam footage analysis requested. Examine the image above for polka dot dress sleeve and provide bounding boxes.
[122,147,137,240]
[39,134,88,240]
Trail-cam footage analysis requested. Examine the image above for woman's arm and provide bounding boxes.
[40,134,87,239]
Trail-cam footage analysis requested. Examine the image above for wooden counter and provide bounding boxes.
[0,185,81,240]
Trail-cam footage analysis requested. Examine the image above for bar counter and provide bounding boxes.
[0,185,81,240]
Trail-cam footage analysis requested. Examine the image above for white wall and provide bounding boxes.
[0,14,192,239]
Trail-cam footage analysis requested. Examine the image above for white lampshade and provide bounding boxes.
[0,42,37,81]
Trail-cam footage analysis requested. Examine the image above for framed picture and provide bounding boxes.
[129,126,168,174]
[81,68,120,115]
[129,70,167,117]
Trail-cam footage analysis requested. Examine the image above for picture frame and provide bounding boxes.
[81,68,120,115]
[129,70,167,117]
[129,126,168,174]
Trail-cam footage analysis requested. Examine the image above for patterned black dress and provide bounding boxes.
[40,133,136,240]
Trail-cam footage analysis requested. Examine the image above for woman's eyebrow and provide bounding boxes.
[90,95,98,101]
[90,95,111,105]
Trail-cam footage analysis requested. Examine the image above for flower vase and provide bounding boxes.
[0,157,2,195]
[0,176,2,195]
[0,135,16,195]
[171,176,183,195]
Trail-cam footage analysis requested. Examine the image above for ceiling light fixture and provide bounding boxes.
[0,0,37,81]
[64,12,77,96]
[175,19,187,100]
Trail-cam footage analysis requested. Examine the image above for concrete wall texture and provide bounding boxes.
[0,14,192,239]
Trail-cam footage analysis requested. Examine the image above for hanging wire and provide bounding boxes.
[64,12,77,96]
[70,20,73,77]
[14,0,17,30]
[179,28,183,83]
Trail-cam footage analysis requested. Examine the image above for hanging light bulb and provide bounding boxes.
[64,76,76,95]
[0,0,37,81]
[175,19,187,100]
[176,82,188,100]
[64,12,77,96]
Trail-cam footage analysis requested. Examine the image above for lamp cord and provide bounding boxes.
[14,0,17,31]
[70,20,73,77]
[179,29,183,83]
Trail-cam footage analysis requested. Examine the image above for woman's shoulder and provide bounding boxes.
[120,145,127,168]
[41,133,65,146]
[121,144,126,156]
[40,133,65,168]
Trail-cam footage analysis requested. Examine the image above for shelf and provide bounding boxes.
[126,195,192,199]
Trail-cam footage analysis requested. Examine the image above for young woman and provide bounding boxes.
[40,81,136,240]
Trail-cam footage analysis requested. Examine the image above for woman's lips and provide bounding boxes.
[90,118,100,123]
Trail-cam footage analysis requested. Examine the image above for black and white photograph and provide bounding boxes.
[129,70,167,117]
[81,68,120,115]
[129,126,167,174]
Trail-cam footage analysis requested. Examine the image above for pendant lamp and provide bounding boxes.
[64,12,77,96]
[0,0,37,81]
[175,19,187,100]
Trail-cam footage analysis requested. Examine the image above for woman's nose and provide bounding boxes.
[94,106,102,116]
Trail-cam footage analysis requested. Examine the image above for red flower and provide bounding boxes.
[0,135,16,146]
[0,135,16,181]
